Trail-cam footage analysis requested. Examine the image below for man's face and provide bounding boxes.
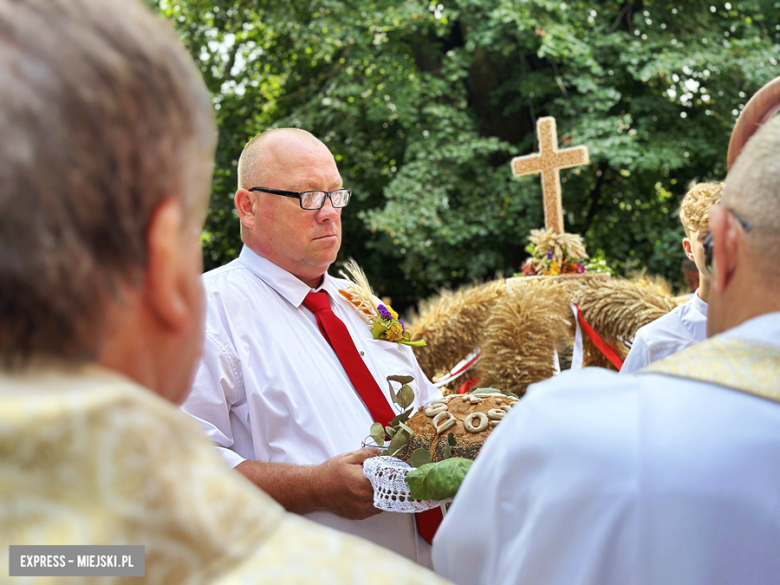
[242,136,343,287]
[684,229,709,280]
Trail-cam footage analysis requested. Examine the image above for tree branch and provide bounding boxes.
[608,4,630,34]
[277,42,355,103]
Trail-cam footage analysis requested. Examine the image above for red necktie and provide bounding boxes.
[303,291,443,544]
[303,291,396,424]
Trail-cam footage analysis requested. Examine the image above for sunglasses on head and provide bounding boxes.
[703,208,753,274]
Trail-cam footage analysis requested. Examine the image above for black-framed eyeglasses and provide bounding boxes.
[703,208,753,274]
[248,186,352,210]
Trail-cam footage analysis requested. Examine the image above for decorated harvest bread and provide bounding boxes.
[397,391,518,463]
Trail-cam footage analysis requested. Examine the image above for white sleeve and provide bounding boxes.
[620,327,651,374]
[181,331,246,468]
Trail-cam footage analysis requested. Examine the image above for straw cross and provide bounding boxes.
[511,117,589,234]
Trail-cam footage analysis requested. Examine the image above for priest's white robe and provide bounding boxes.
[621,292,707,374]
[433,313,780,585]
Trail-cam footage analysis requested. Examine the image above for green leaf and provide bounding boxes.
[406,458,474,501]
[471,387,503,395]
[409,448,433,468]
[398,421,415,436]
[443,432,456,459]
[385,429,409,457]
[387,378,398,405]
[370,422,385,447]
[396,384,415,409]
[385,425,396,438]
[387,375,415,384]
[389,408,412,427]
[471,388,520,399]
[399,333,427,347]
[372,320,389,340]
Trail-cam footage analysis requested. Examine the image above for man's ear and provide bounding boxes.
[144,197,189,332]
[710,205,739,294]
[682,237,694,261]
[234,189,256,229]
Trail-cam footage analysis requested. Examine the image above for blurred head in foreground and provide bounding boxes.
[0,0,217,402]
[708,116,780,336]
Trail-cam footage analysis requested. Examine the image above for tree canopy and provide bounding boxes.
[152,0,780,310]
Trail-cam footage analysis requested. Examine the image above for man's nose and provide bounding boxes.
[316,196,340,221]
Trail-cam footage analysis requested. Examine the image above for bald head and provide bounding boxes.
[238,128,328,190]
[723,115,780,278]
[707,116,780,336]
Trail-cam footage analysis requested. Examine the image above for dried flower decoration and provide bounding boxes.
[339,259,426,347]
[517,228,608,277]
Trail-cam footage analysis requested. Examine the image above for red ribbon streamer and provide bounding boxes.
[574,304,625,371]
[456,376,482,395]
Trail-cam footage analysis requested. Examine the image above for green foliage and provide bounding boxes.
[387,374,416,408]
[369,422,385,447]
[406,457,474,500]
[442,431,457,460]
[472,387,520,399]
[409,447,433,468]
[152,0,780,308]
[383,428,410,457]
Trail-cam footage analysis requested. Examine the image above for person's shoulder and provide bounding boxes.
[530,365,623,390]
[632,301,690,342]
[202,258,246,287]
[328,273,351,287]
[201,258,276,308]
[506,367,638,435]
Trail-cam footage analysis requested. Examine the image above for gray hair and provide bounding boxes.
[723,116,780,274]
[0,0,216,367]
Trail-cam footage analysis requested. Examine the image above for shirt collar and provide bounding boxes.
[238,246,339,308]
[690,291,708,317]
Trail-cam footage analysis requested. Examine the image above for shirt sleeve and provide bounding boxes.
[181,330,247,468]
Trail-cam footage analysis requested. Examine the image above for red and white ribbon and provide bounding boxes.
[570,304,624,371]
[433,348,484,387]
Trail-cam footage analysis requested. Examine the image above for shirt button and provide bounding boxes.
[360,351,365,356]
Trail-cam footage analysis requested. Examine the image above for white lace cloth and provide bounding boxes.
[363,456,453,513]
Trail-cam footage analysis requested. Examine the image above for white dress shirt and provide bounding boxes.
[621,292,707,374]
[433,312,780,585]
[182,246,441,565]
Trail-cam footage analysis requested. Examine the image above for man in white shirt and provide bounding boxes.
[0,2,446,583]
[433,117,780,584]
[182,129,441,565]
[621,182,723,373]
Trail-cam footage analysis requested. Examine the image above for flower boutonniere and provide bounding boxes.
[338,259,426,347]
